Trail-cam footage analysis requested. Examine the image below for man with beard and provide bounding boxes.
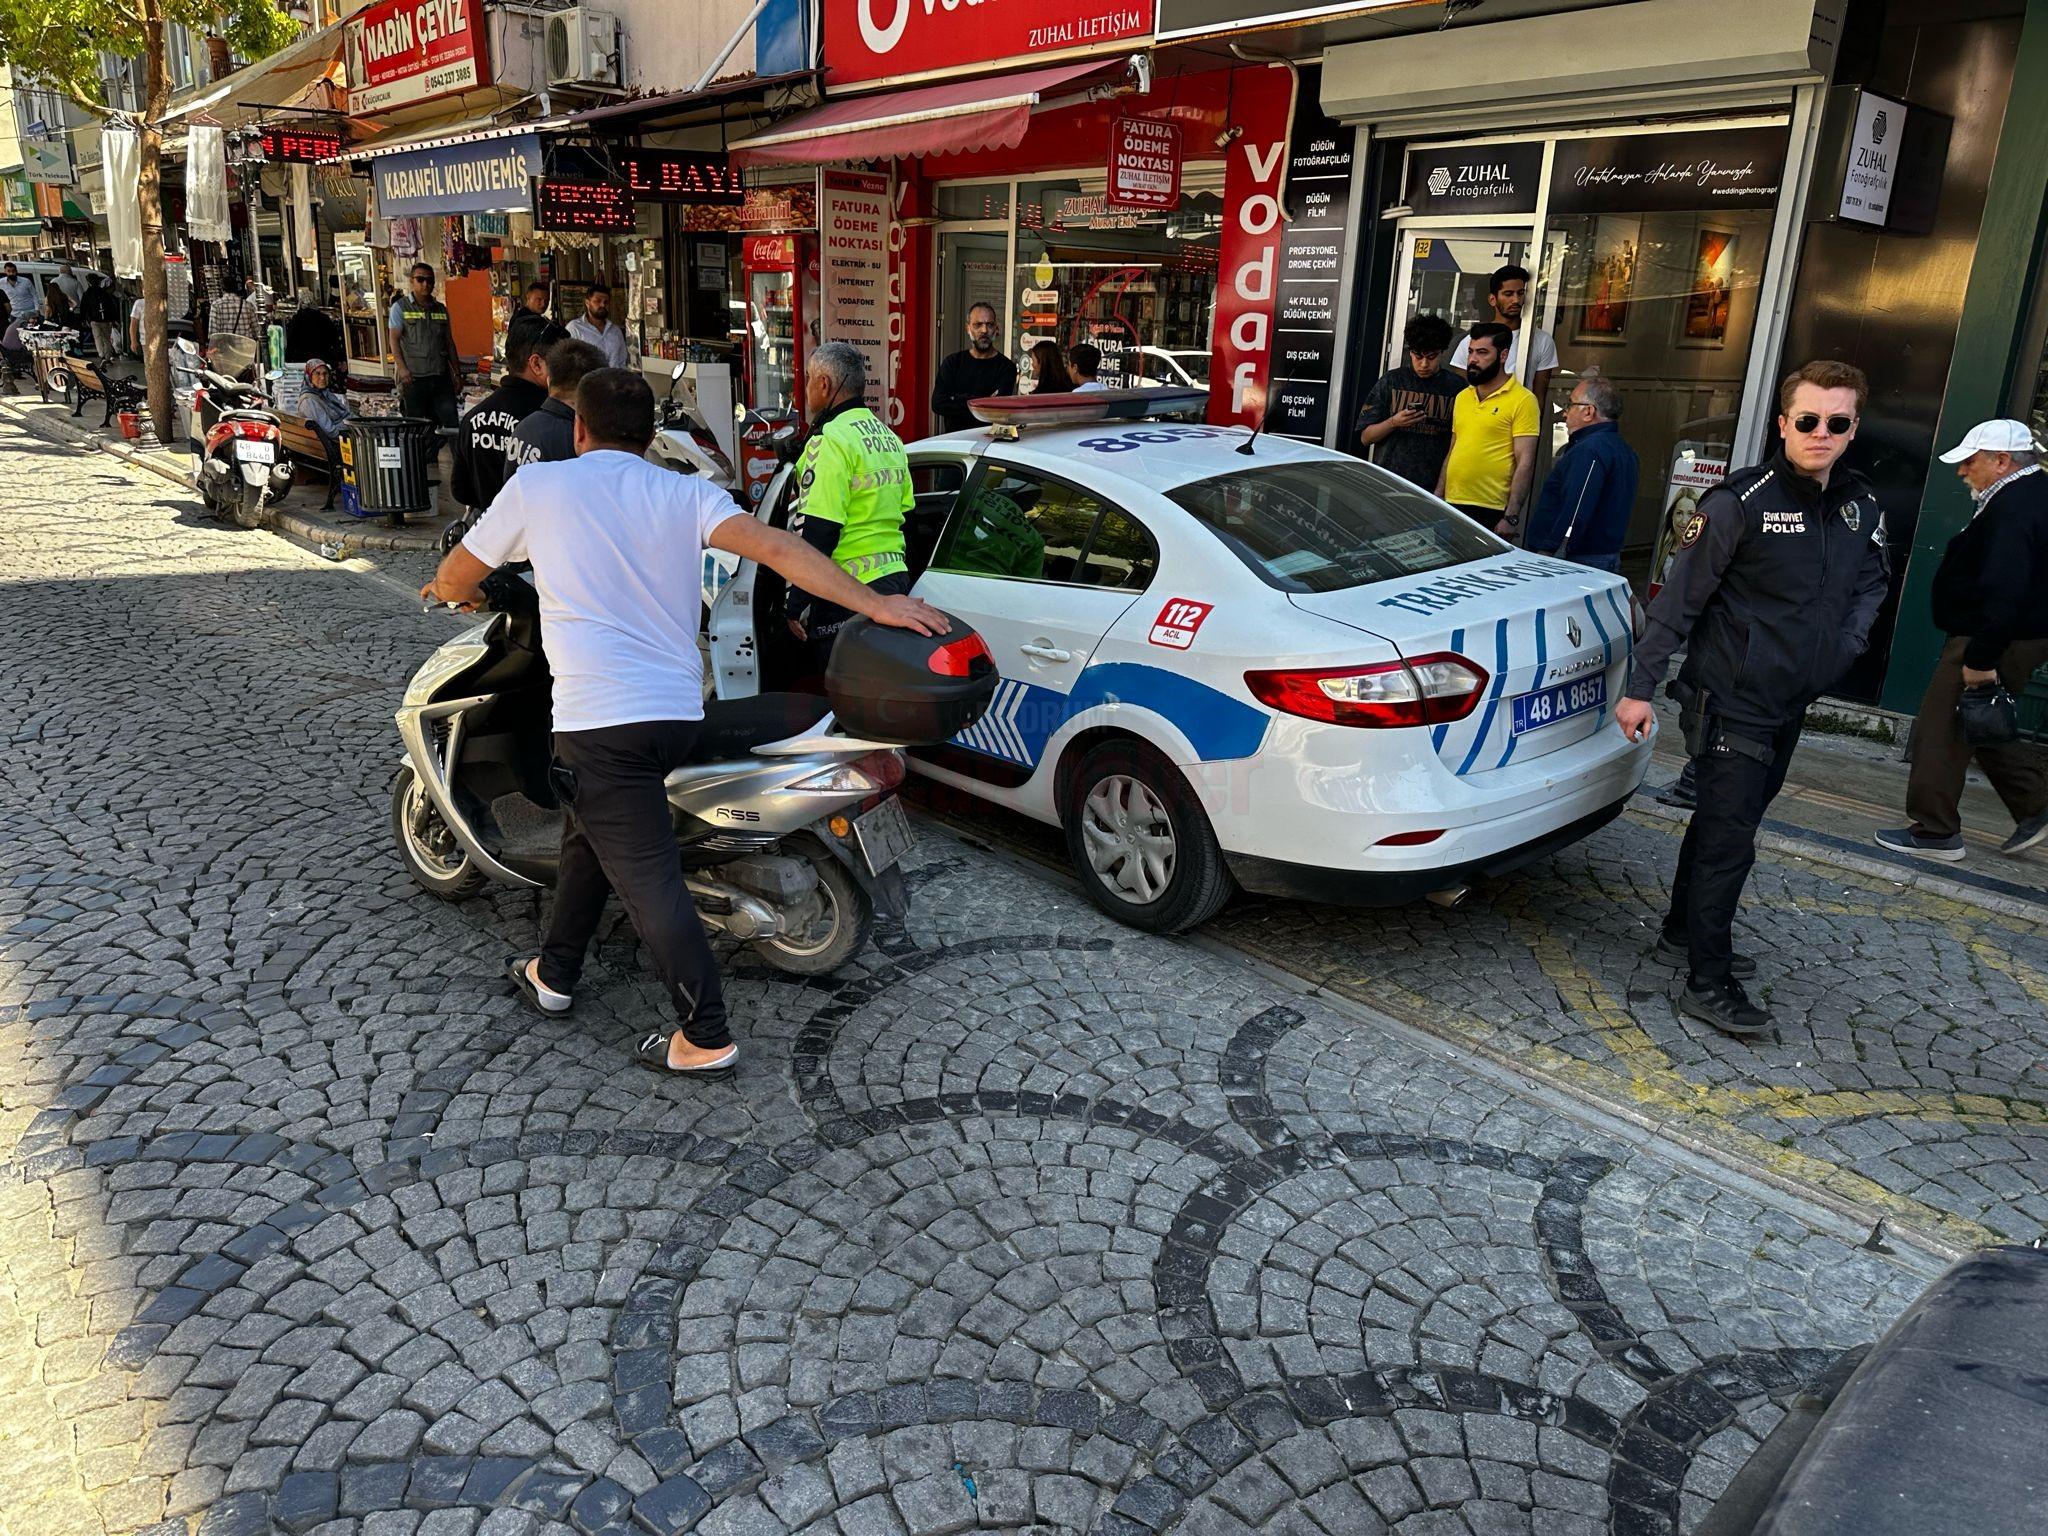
[1450,263,1557,407]
[930,302,1017,434]
[567,283,629,368]
[1437,323,1538,538]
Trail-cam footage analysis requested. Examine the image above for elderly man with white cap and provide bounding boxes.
[1877,419,2048,861]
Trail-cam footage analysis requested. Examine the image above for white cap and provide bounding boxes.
[1939,419,2039,463]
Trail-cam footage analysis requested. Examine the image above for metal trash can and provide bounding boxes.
[344,416,438,518]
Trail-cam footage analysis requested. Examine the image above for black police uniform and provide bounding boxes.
[451,375,548,512]
[508,396,577,472]
[1627,450,1888,1006]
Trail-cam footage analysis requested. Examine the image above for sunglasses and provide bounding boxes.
[1791,413,1856,436]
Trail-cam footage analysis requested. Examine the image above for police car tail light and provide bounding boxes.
[1244,653,1488,728]
[1629,590,1648,642]
[791,750,905,795]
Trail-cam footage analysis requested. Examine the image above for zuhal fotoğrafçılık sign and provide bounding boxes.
[1402,142,1542,217]
[373,133,542,218]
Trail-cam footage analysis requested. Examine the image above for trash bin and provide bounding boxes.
[345,416,438,518]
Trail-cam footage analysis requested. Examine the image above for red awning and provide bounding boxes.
[729,60,1110,168]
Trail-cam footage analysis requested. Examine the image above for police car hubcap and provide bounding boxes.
[1081,776,1176,905]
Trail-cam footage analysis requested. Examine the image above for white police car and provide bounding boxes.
[715,390,1652,933]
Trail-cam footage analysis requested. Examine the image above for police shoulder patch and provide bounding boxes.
[1678,512,1707,549]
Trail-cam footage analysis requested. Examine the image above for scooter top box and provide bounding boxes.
[825,615,997,747]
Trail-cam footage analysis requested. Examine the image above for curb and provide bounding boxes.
[0,394,444,555]
[1630,797,2048,927]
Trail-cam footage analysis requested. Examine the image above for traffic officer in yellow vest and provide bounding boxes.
[785,341,914,681]
[387,262,461,430]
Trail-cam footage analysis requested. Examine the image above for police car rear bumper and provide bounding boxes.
[1226,793,1634,907]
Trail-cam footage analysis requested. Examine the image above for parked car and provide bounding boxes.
[710,389,1653,932]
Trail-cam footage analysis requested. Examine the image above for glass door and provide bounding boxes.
[1387,227,1534,374]
[937,227,1010,372]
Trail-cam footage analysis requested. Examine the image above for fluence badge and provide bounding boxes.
[1678,512,1707,549]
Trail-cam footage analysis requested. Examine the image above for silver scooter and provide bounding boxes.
[392,571,917,976]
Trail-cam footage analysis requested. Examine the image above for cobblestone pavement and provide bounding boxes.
[0,418,1950,1534]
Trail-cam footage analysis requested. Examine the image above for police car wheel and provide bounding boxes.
[1065,741,1233,934]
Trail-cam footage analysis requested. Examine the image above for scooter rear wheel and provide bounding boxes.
[391,765,484,900]
[749,837,871,975]
[235,478,268,529]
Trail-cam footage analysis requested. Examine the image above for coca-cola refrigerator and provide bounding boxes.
[743,235,818,424]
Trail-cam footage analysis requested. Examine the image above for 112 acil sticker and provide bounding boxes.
[1149,598,1213,650]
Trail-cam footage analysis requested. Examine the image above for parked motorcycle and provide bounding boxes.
[393,570,993,975]
[193,366,293,527]
[647,361,742,494]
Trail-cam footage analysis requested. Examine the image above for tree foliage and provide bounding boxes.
[0,0,299,114]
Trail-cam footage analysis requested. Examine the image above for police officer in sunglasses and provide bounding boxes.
[1615,360,1888,1038]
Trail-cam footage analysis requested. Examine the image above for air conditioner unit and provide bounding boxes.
[547,8,619,88]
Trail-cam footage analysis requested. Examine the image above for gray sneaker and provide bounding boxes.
[2000,813,2048,858]
[1873,827,1966,862]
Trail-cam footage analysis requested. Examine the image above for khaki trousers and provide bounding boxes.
[1905,635,2048,840]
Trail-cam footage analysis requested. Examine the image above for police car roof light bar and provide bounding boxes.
[966,386,1208,431]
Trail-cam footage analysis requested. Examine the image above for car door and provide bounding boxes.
[912,457,1159,775]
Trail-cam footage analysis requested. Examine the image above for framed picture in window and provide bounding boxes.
[1679,225,1738,349]
[1571,215,1639,345]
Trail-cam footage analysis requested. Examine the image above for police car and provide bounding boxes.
[714,389,1653,933]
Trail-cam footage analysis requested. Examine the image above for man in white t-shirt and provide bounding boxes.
[1449,263,1557,407]
[422,368,947,1078]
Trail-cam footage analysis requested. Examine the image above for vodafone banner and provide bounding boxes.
[1209,66,1292,429]
[344,0,491,116]
[825,0,1155,90]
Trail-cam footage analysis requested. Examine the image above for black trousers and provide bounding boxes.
[401,373,460,429]
[537,720,731,1050]
[1663,714,1803,987]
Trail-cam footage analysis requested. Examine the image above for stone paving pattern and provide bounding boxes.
[0,417,1964,1533]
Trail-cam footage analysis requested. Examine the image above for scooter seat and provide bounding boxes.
[688,693,832,762]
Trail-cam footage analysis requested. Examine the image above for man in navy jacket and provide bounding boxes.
[1526,374,1638,571]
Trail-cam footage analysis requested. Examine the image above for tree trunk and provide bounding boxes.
[139,0,171,443]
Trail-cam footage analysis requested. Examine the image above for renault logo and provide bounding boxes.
[1566,616,1583,648]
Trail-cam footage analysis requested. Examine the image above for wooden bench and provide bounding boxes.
[275,411,343,507]
[63,355,143,428]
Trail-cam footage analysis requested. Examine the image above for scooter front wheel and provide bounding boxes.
[749,837,871,975]
[391,765,484,900]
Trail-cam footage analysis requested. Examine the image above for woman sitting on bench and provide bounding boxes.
[300,358,352,508]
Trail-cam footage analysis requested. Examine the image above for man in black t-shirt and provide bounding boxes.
[930,302,1017,433]
[1357,314,1462,491]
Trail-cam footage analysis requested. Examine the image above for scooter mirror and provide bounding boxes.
[671,361,687,382]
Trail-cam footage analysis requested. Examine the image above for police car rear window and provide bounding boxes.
[1167,461,1504,593]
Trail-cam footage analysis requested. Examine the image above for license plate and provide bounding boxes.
[1511,674,1606,735]
[852,797,914,876]
[236,440,276,464]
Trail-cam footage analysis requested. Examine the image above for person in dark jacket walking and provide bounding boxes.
[508,336,604,473]
[1526,374,1639,572]
[1877,419,2048,861]
[1616,360,1888,1037]
[79,274,121,363]
[930,303,1016,433]
[451,322,561,514]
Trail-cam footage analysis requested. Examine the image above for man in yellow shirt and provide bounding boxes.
[1436,323,1539,540]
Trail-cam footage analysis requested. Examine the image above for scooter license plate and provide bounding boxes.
[853,798,914,876]
[236,440,276,464]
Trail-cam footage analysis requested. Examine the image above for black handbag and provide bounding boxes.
[1958,682,2021,747]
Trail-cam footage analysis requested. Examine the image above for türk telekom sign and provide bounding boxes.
[824,0,1155,90]
[343,0,491,116]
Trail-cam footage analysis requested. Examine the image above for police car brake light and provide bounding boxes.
[967,386,1208,430]
[1244,654,1488,728]
[1629,590,1648,642]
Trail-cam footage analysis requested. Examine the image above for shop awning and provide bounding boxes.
[329,111,570,165]
[162,18,344,123]
[567,69,817,133]
[729,60,1110,168]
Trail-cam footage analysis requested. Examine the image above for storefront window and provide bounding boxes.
[1011,170,1221,391]
[1542,206,1773,577]
[624,203,671,361]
